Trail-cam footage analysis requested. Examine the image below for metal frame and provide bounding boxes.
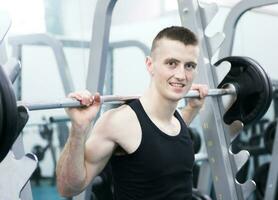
[58,38,150,56]
[218,0,278,59]
[8,34,150,97]
[0,152,37,200]
[9,34,75,95]
[10,36,150,57]
[178,0,256,199]
[218,1,278,199]
[86,0,117,94]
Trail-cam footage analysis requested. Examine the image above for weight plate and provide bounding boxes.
[215,56,272,125]
[0,65,18,162]
[0,89,3,145]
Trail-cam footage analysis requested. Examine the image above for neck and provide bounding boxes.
[140,87,178,122]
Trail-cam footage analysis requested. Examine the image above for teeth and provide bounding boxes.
[170,83,184,88]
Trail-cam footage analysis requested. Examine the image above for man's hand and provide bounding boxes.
[182,84,208,125]
[66,90,101,132]
[187,84,208,110]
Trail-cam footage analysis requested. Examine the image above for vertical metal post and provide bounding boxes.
[82,1,118,199]
[86,0,117,94]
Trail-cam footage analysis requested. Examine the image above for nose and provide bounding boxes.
[175,66,186,80]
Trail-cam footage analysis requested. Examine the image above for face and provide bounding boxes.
[146,38,199,102]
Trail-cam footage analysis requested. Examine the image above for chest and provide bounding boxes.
[116,124,195,176]
[139,132,195,175]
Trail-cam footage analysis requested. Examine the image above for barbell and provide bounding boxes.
[17,88,235,110]
[0,56,275,162]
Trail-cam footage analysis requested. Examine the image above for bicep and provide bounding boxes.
[83,124,117,185]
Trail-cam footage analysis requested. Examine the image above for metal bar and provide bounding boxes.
[17,88,236,111]
[197,161,212,196]
[9,35,150,57]
[218,0,278,59]
[9,33,75,94]
[86,0,117,94]
[0,11,11,45]
[59,39,150,57]
[3,58,21,83]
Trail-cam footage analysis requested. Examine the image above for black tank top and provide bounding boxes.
[111,99,194,200]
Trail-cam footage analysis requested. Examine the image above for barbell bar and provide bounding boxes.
[0,56,275,163]
[17,87,236,111]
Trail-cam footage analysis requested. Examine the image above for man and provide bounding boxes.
[56,26,208,199]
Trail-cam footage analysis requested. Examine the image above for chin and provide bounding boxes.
[167,93,184,102]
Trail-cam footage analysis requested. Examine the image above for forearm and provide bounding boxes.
[181,105,201,126]
[56,126,89,197]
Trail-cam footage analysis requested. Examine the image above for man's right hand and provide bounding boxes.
[66,90,101,132]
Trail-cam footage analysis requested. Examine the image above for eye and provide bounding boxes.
[185,63,197,70]
[167,60,178,68]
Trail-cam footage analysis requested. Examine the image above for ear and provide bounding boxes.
[146,56,154,76]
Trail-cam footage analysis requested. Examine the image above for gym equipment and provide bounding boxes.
[188,127,202,154]
[263,120,277,153]
[0,65,19,162]
[253,162,278,200]
[0,11,11,45]
[91,164,113,200]
[216,56,273,125]
[0,56,275,163]
[264,118,278,200]
[3,58,21,83]
[192,188,212,200]
[176,0,278,199]
[0,151,37,199]
[5,58,275,110]
[32,145,46,161]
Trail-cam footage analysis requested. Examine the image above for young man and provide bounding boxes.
[56,26,208,199]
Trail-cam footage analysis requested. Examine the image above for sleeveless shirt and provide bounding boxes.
[111,99,194,200]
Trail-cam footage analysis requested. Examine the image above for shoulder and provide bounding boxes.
[93,104,136,139]
[100,104,135,124]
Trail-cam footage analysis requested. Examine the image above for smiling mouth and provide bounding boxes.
[169,82,185,88]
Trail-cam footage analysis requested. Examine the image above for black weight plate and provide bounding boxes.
[215,56,272,125]
[241,57,273,121]
[0,65,18,162]
[247,57,273,122]
[0,92,3,139]
[216,56,270,124]
[16,105,29,134]
[0,89,3,143]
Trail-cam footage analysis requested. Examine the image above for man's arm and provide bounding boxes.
[181,84,208,125]
[181,105,201,125]
[56,91,117,197]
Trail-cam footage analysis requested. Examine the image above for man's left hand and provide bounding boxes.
[187,84,208,109]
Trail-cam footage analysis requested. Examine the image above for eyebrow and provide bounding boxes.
[164,58,197,66]
[164,58,180,63]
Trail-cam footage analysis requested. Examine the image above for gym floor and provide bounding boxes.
[31,180,64,200]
